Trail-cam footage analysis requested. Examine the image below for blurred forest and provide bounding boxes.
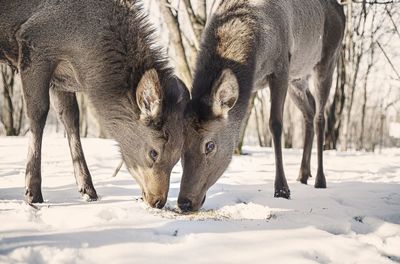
[1,0,399,153]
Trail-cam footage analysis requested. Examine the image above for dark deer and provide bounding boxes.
[179,0,345,212]
[0,0,189,208]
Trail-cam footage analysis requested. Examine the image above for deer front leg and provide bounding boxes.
[50,88,98,200]
[268,71,290,199]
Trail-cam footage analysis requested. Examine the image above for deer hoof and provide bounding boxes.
[297,169,312,185]
[314,181,327,189]
[79,186,98,201]
[274,187,291,199]
[25,189,44,203]
[297,174,311,185]
[315,172,327,189]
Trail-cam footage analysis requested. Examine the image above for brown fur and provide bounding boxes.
[215,1,256,64]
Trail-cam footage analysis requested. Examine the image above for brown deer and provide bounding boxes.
[178,0,345,212]
[0,0,189,209]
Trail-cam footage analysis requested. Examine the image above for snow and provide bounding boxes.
[0,137,399,264]
[390,122,400,139]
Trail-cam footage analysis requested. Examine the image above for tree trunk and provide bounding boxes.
[78,93,89,137]
[160,0,193,87]
[197,0,207,22]
[255,110,263,147]
[358,77,368,150]
[379,112,385,154]
[358,47,374,150]
[283,101,293,149]
[254,92,272,148]
[182,0,206,43]
[0,65,17,136]
[15,96,24,135]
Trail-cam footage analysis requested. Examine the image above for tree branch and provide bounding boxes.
[377,41,400,80]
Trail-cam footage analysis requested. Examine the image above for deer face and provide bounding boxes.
[179,69,240,212]
[117,69,189,209]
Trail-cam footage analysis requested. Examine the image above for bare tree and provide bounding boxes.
[254,91,272,147]
[358,3,378,150]
[325,0,399,151]
[160,0,194,87]
[0,65,24,136]
[2,0,398,151]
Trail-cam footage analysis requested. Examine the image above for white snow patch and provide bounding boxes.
[0,138,399,264]
[389,122,400,138]
[219,202,271,220]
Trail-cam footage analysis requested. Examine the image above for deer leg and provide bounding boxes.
[50,88,98,200]
[289,79,316,184]
[20,61,53,203]
[269,71,290,198]
[313,62,335,189]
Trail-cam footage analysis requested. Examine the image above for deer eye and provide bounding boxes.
[149,149,158,162]
[205,141,216,154]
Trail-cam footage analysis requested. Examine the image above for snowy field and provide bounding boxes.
[0,137,399,264]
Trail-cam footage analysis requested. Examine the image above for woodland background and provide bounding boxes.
[1,0,399,153]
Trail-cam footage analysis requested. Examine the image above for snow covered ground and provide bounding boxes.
[0,137,399,264]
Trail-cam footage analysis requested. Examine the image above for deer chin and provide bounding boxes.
[127,166,169,209]
[177,180,209,212]
[177,193,207,213]
[142,191,167,209]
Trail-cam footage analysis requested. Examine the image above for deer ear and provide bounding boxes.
[175,77,190,106]
[136,69,163,122]
[211,69,239,118]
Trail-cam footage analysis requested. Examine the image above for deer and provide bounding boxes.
[178,0,345,212]
[0,0,189,209]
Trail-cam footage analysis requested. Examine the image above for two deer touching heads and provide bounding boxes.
[0,0,345,212]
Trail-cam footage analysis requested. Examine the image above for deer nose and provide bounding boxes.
[178,197,193,212]
[153,199,166,209]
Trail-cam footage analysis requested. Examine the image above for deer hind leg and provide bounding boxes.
[313,58,337,189]
[19,53,53,203]
[289,78,316,184]
[312,2,344,188]
[269,70,290,199]
[50,88,98,201]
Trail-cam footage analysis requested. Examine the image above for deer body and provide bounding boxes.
[0,0,188,208]
[179,0,345,211]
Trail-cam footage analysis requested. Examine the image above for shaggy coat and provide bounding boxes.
[0,0,188,208]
